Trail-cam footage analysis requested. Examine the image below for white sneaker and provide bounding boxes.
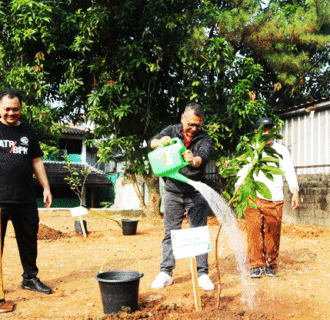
[151,272,173,289]
[198,274,214,290]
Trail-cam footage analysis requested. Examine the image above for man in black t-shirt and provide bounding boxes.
[0,89,52,294]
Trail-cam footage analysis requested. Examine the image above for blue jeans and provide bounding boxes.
[160,190,209,277]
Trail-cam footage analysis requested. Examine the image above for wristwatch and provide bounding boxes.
[192,158,196,166]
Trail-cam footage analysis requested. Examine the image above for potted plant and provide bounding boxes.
[63,156,91,237]
[63,156,139,235]
[89,209,139,236]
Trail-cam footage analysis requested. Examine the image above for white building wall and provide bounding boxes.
[279,103,330,175]
[110,176,143,210]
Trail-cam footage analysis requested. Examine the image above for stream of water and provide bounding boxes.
[188,180,255,307]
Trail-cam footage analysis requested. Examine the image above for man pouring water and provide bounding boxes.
[148,103,214,290]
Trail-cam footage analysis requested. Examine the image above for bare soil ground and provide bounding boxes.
[1,209,330,320]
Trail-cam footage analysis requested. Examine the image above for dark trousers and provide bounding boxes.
[160,190,209,277]
[244,197,284,270]
[0,203,39,279]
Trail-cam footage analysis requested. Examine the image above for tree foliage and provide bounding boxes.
[0,0,328,215]
[1,0,328,152]
[0,0,63,154]
[217,0,330,110]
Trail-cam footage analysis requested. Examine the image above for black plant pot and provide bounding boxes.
[121,219,139,236]
[74,220,88,234]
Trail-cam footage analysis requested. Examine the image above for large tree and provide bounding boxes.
[0,0,64,153]
[0,0,328,216]
[216,0,330,110]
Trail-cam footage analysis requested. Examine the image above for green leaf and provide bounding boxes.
[220,166,240,178]
[235,205,245,219]
[264,172,275,181]
[256,181,272,199]
[247,198,257,209]
[259,157,280,164]
[264,147,283,159]
[260,165,284,176]
[222,190,231,201]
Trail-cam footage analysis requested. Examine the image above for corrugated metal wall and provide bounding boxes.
[205,159,218,181]
[279,106,330,175]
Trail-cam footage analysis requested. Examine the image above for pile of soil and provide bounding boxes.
[101,295,276,320]
[37,222,71,241]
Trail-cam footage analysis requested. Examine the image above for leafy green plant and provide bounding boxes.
[63,156,123,229]
[219,125,285,218]
[100,201,114,208]
[89,209,123,229]
[63,156,91,206]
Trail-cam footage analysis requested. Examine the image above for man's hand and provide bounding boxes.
[182,150,202,167]
[43,189,52,208]
[33,157,52,208]
[159,136,172,147]
[291,188,300,210]
[150,136,172,149]
[182,149,194,163]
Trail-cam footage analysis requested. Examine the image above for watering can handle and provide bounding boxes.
[157,137,180,148]
[98,248,141,274]
[171,137,190,166]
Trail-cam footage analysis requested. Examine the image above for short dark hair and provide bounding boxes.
[0,89,23,105]
[255,117,274,129]
[184,103,204,118]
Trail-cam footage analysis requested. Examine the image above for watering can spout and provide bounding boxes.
[167,172,190,184]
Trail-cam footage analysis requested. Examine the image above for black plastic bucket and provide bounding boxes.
[74,220,87,234]
[95,270,144,314]
[121,219,139,236]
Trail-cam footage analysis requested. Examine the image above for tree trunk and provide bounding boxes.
[143,173,161,217]
[131,173,147,211]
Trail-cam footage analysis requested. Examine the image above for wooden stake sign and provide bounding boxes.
[190,257,201,311]
[70,206,88,238]
[171,226,211,311]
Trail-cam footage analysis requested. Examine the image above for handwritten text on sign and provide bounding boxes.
[171,226,211,259]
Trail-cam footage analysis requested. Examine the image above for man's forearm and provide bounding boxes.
[33,157,51,191]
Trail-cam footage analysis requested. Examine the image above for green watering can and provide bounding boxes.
[148,137,190,183]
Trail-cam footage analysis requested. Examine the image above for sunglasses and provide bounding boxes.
[183,114,203,129]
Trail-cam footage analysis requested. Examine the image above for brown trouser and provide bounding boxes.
[244,197,284,270]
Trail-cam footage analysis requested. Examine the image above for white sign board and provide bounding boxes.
[70,206,89,217]
[171,226,211,259]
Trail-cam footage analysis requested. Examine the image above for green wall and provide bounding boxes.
[37,197,80,208]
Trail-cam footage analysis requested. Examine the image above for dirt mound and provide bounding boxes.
[37,223,71,241]
[102,297,272,320]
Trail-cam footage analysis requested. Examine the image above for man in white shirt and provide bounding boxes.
[235,117,300,278]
